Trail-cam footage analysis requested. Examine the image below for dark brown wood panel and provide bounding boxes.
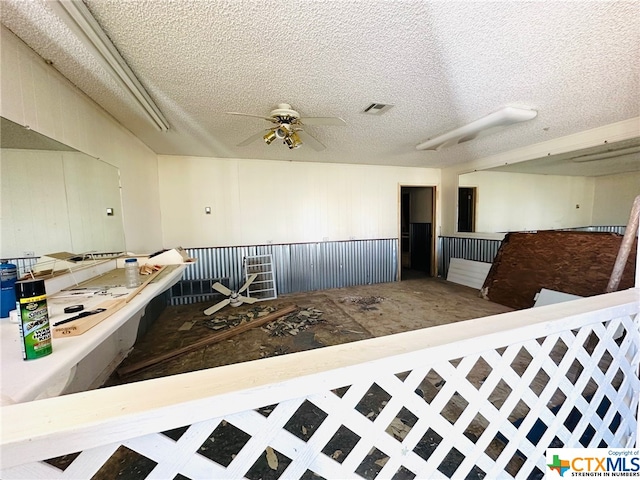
[482,231,637,309]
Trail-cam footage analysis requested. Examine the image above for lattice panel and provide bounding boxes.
[3,314,638,480]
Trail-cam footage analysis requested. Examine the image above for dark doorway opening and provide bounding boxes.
[458,187,476,233]
[400,186,434,280]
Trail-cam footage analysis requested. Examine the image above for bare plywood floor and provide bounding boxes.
[107,277,512,385]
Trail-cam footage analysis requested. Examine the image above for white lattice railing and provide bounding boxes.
[1,288,639,479]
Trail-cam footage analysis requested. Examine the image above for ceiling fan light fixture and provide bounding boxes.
[416,106,537,151]
[230,103,343,151]
[275,126,288,139]
[263,129,278,145]
[285,131,303,149]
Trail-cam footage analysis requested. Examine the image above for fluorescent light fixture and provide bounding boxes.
[51,0,170,132]
[416,106,537,151]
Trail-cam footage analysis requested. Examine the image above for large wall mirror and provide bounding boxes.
[1,117,126,259]
[457,137,640,234]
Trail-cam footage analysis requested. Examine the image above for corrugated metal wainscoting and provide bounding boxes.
[568,225,626,234]
[170,239,398,305]
[438,237,502,279]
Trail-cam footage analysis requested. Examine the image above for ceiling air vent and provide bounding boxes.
[363,103,394,115]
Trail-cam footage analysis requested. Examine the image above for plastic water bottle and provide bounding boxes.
[124,258,141,288]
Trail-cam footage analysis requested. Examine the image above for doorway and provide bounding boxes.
[400,186,435,280]
[458,187,476,232]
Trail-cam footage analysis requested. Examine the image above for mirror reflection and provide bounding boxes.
[0,117,126,260]
[457,137,640,234]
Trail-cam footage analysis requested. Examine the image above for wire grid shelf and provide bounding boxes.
[244,254,277,301]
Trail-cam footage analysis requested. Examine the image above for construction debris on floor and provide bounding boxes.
[261,307,325,337]
[340,295,384,311]
[203,305,278,331]
[202,304,326,337]
[106,278,512,387]
[117,305,297,377]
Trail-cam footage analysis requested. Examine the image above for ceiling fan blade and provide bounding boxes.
[212,282,232,296]
[297,130,326,151]
[236,130,271,147]
[238,294,258,304]
[298,116,346,126]
[238,273,258,294]
[204,298,231,315]
[226,112,277,123]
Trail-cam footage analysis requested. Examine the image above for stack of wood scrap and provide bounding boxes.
[140,263,162,275]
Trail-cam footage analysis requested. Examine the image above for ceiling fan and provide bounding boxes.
[227,103,346,151]
[204,274,258,315]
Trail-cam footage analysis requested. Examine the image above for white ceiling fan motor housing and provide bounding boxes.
[270,103,300,122]
[229,292,243,307]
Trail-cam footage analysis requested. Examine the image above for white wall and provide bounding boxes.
[0,26,163,255]
[459,171,595,232]
[592,171,640,225]
[158,156,440,247]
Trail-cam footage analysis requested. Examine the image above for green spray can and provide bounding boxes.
[15,278,52,360]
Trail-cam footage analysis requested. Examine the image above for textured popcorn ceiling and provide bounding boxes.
[1,0,639,170]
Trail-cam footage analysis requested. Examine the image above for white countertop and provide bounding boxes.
[0,264,186,405]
